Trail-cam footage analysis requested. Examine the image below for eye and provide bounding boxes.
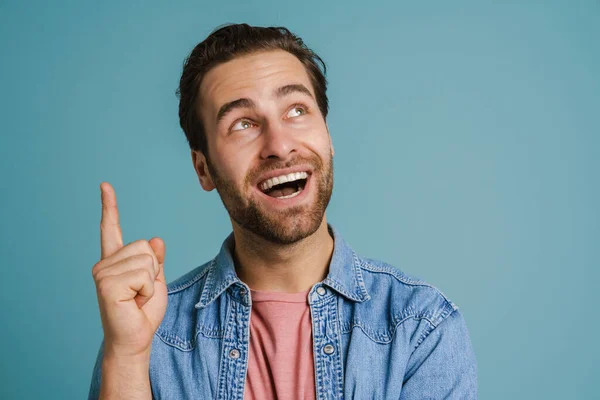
[230,119,256,132]
[286,104,309,118]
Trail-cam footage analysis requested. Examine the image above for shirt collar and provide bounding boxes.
[194,223,370,309]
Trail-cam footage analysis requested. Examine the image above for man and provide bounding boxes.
[88,23,477,399]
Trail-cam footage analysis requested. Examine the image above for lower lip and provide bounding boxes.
[256,174,312,207]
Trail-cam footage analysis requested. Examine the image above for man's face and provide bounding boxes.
[193,49,334,245]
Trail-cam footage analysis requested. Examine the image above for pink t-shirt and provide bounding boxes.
[244,288,316,400]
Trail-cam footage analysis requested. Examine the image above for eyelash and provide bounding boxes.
[228,103,310,133]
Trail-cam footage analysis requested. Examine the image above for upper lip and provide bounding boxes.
[255,166,313,187]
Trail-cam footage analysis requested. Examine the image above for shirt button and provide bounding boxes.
[323,344,335,355]
[239,288,247,296]
[229,349,240,359]
[316,286,327,296]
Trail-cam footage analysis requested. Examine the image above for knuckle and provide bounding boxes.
[137,253,154,267]
[146,270,154,284]
[134,239,151,250]
[95,277,112,298]
[132,241,156,263]
[91,261,103,278]
[136,268,153,282]
[94,269,105,282]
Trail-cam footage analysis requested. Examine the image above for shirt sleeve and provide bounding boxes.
[400,308,478,399]
[87,338,104,400]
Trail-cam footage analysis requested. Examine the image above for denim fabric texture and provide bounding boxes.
[89,224,478,399]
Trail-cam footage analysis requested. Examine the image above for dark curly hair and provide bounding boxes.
[176,23,329,158]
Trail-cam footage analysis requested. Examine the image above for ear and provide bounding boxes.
[191,150,216,191]
[326,123,334,157]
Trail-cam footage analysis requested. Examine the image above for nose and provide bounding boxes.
[259,120,297,161]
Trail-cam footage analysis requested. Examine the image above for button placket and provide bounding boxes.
[216,289,251,400]
[310,293,344,399]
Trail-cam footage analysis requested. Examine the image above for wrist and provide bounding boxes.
[104,343,152,365]
[100,354,152,400]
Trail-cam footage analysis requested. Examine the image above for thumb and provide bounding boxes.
[149,237,166,284]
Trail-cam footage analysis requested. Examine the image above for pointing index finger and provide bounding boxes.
[100,182,124,259]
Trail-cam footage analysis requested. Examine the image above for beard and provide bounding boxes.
[206,152,333,245]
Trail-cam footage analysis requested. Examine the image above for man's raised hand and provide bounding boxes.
[92,182,168,360]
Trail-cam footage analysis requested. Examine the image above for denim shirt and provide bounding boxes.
[89,224,478,399]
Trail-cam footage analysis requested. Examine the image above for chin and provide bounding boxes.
[262,222,321,245]
[235,206,325,245]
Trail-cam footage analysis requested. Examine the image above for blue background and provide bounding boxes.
[1,1,598,398]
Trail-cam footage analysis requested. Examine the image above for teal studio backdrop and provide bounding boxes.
[0,1,598,399]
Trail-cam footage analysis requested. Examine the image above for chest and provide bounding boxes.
[149,294,420,399]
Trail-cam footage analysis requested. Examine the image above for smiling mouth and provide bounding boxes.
[259,172,309,199]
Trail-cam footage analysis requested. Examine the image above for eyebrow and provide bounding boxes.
[215,83,315,125]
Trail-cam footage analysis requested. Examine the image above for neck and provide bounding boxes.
[231,217,334,293]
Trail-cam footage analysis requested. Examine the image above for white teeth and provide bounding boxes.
[260,171,308,192]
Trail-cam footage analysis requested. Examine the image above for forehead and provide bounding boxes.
[199,49,315,117]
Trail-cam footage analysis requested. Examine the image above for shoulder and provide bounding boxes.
[162,258,216,314]
[356,255,458,329]
[153,260,215,351]
[166,259,214,294]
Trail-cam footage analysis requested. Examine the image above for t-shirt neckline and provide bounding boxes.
[250,288,311,303]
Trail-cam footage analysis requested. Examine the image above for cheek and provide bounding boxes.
[302,131,332,159]
[215,154,252,187]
